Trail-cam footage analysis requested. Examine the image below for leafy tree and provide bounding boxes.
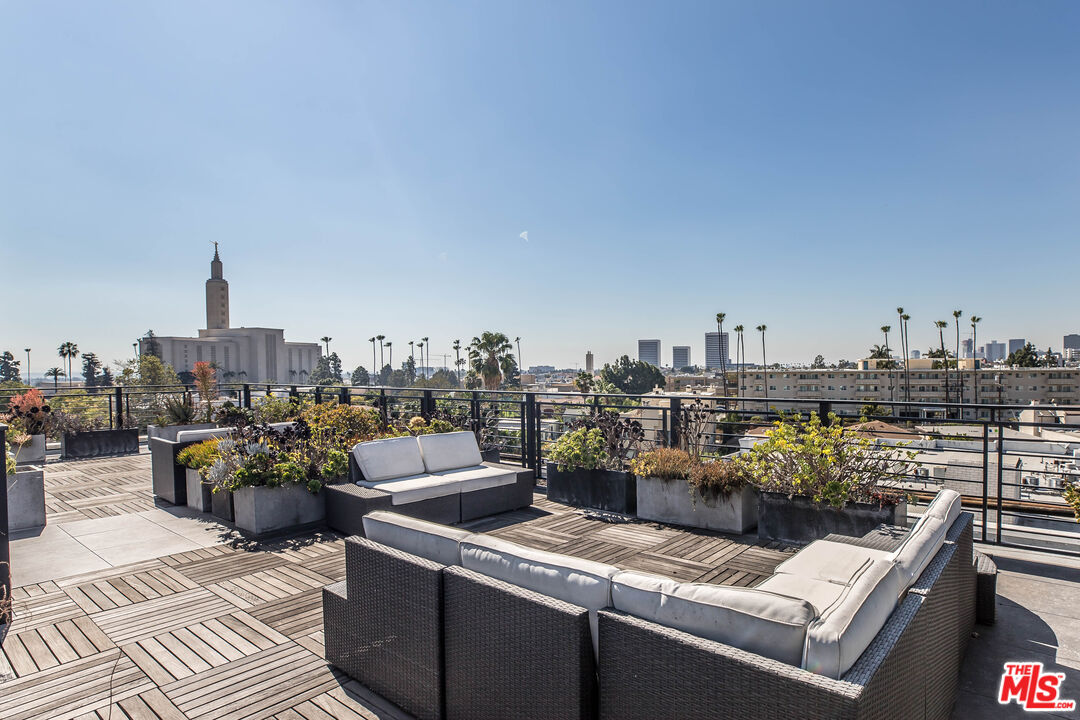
[143,330,162,358]
[464,369,482,390]
[811,355,827,369]
[404,356,417,385]
[599,355,665,395]
[574,371,594,394]
[868,344,890,360]
[192,361,217,421]
[309,352,344,385]
[116,354,181,388]
[0,351,22,384]
[351,366,370,386]
[1040,348,1058,368]
[502,357,521,389]
[99,367,114,387]
[178,371,196,385]
[387,369,409,387]
[859,403,888,418]
[414,368,459,389]
[1006,342,1040,368]
[378,364,393,386]
[837,359,856,369]
[469,331,515,390]
[82,352,102,388]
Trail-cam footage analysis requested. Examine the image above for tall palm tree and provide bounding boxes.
[716,313,728,398]
[756,324,768,399]
[935,320,950,410]
[416,342,424,378]
[970,315,982,406]
[881,325,893,401]
[469,332,514,390]
[452,340,462,383]
[952,310,963,406]
[58,341,78,388]
[897,309,912,402]
[368,337,377,385]
[515,337,522,375]
[733,325,745,402]
[386,342,393,371]
[320,336,332,355]
[376,335,386,370]
[45,367,65,390]
[409,340,415,369]
[421,336,430,374]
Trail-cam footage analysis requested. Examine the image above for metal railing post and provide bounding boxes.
[379,389,389,427]
[290,385,299,400]
[108,394,114,429]
[422,390,434,419]
[242,384,252,409]
[670,397,682,450]
[340,386,350,405]
[314,386,323,405]
[524,393,536,472]
[996,414,1005,545]
[982,416,990,543]
[0,423,10,624]
[470,391,480,433]
[114,386,124,429]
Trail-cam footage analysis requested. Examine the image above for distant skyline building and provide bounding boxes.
[638,339,661,367]
[672,345,691,369]
[144,248,321,383]
[585,351,594,373]
[984,341,1007,362]
[961,339,974,359]
[704,332,730,369]
[1008,338,1026,356]
[910,349,921,360]
[1064,334,1080,352]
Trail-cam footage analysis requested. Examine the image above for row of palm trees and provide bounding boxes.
[715,314,769,399]
[888,309,982,406]
[359,333,522,390]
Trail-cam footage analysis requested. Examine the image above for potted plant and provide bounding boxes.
[632,448,756,533]
[176,438,221,512]
[545,411,644,514]
[738,412,914,543]
[4,389,51,465]
[147,394,217,442]
[5,450,45,531]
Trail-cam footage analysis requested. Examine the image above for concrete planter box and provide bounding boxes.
[546,462,636,515]
[147,423,217,443]
[7,466,46,531]
[637,476,757,533]
[211,488,235,522]
[61,429,140,460]
[12,434,46,465]
[185,468,213,512]
[757,491,908,544]
[481,448,502,464]
[233,484,325,536]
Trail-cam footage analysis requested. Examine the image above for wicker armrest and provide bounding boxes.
[443,565,596,720]
[824,523,909,552]
[324,483,392,536]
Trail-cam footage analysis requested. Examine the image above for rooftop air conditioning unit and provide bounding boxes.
[1021,476,1039,488]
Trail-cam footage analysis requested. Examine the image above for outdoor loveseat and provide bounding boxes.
[323,431,534,536]
[323,489,976,720]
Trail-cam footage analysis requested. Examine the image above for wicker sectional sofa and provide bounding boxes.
[324,489,975,720]
[323,431,534,536]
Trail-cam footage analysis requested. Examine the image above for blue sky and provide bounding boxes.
[2,1,1078,374]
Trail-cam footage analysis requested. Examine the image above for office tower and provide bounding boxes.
[704,332,730,369]
[1008,339,1026,356]
[638,339,661,367]
[585,351,594,373]
[984,341,1006,362]
[672,346,691,369]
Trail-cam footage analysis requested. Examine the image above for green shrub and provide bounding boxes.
[689,460,748,499]
[177,439,221,469]
[630,448,693,480]
[547,428,608,472]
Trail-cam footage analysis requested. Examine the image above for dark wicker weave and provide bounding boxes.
[597,513,975,720]
[442,565,597,720]
[824,524,908,551]
[459,464,535,521]
[974,552,997,625]
[324,483,461,536]
[329,537,448,720]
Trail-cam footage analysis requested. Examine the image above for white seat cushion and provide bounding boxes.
[362,511,473,566]
[804,558,903,679]
[889,513,949,589]
[176,427,233,443]
[359,473,462,505]
[352,436,425,482]
[611,570,816,667]
[460,535,619,657]
[756,573,847,616]
[418,431,483,473]
[433,465,517,492]
[773,540,892,585]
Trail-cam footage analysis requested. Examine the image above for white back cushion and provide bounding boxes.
[176,427,232,443]
[889,513,948,588]
[925,488,962,525]
[352,437,425,482]
[611,570,816,667]
[460,535,618,657]
[804,558,903,679]
[418,431,483,473]
[362,511,473,566]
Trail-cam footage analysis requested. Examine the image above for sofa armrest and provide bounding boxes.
[324,484,392,537]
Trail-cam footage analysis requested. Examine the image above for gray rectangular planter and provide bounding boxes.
[148,423,217,443]
[185,468,213,512]
[757,491,908,544]
[61,429,140,460]
[233,483,325,536]
[545,462,636,514]
[7,467,45,531]
[12,434,46,465]
[636,476,757,533]
[211,488,234,522]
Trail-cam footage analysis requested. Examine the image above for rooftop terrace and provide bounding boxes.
[4,452,1080,718]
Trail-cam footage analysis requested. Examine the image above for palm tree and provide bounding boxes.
[376,335,386,370]
[897,308,912,402]
[881,325,893,402]
[756,324,768,399]
[469,332,514,390]
[58,341,78,388]
[386,341,393,371]
[320,336,332,355]
[416,342,425,379]
[452,339,462,383]
[515,337,522,374]
[716,313,728,398]
[409,340,415,369]
[952,310,963,406]
[369,337,377,385]
[935,320,950,410]
[421,336,430,374]
[45,367,65,390]
[733,325,745,402]
[970,315,982,405]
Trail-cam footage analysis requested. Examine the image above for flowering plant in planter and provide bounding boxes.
[4,389,52,440]
[736,412,916,508]
[547,427,608,471]
[631,447,749,500]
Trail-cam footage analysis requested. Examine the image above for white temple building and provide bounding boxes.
[142,246,321,383]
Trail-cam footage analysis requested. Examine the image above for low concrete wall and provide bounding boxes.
[148,423,217,443]
[637,477,757,533]
[8,467,45,531]
[233,484,325,536]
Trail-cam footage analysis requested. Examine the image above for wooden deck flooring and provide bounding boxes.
[3,453,798,719]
